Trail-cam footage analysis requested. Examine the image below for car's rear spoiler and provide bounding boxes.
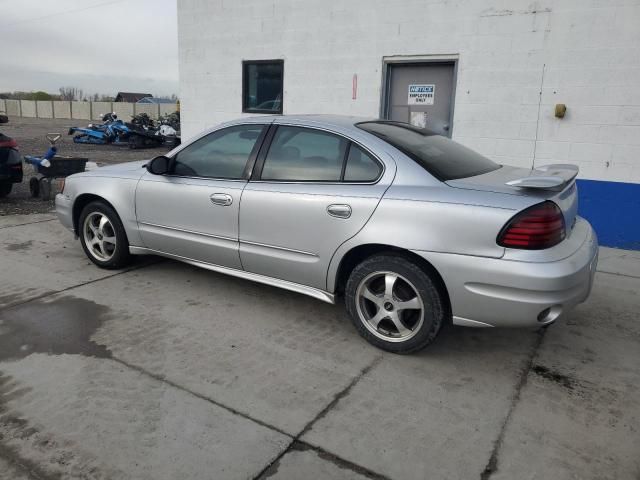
[505,164,579,191]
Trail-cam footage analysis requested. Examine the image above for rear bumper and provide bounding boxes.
[413,217,598,328]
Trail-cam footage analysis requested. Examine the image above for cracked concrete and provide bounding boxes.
[0,219,638,479]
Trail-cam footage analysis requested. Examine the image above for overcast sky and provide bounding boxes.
[0,0,179,97]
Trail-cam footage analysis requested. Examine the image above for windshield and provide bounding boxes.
[356,121,500,181]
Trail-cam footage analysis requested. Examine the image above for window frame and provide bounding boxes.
[167,124,269,181]
[342,142,385,183]
[242,59,284,115]
[251,124,385,185]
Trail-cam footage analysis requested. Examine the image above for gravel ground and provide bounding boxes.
[0,116,171,215]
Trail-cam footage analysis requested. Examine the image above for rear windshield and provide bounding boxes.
[356,121,500,181]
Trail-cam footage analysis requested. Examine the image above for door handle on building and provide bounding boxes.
[210,193,233,206]
[327,204,352,219]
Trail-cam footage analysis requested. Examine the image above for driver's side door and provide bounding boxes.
[135,124,267,269]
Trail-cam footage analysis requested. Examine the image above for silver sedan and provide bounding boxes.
[56,115,598,353]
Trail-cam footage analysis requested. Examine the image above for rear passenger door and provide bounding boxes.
[239,124,393,291]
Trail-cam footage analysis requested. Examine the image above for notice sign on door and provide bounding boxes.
[408,84,435,105]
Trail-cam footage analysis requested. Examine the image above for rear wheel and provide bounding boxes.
[79,201,131,269]
[0,182,12,198]
[345,254,446,353]
[29,177,40,197]
[39,178,51,201]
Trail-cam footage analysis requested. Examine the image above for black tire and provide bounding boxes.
[345,254,447,354]
[0,182,12,198]
[29,177,40,197]
[39,178,51,201]
[78,201,131,269]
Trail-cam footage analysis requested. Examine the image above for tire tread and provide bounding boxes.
[78,201,131,269]
[345,253,446,354]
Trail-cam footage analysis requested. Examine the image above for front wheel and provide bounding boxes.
[345,254,447,354]
[79,201,131,269]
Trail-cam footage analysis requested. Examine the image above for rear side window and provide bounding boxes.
[261,126,347,181]
[356,121,500,181]
[344,145,382,182]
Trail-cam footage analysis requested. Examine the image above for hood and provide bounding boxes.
[95,159,149,173]
[77,159,149,179]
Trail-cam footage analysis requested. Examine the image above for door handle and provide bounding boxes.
[327,204,352,219]
[210,193,233,206]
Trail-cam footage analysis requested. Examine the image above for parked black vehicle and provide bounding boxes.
[0,131,22,197]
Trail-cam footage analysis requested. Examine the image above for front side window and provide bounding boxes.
[356,121,500,181]
[261,126,347,181]
[172,125,265,179]
[243,60,283,114]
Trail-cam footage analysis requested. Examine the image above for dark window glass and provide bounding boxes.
[243,60,283,114]
[261,126,347,181]
[172,125,264,179]
[356,121,500,181]
[344,145,382,182]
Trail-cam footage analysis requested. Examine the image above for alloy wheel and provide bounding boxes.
[83,212,117,262]
[355,271,425,342]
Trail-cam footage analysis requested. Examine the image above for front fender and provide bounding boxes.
[66,175,144,247]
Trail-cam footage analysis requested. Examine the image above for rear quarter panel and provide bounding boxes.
[326,183,538,292]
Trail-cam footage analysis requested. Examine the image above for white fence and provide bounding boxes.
[0,99,177,120]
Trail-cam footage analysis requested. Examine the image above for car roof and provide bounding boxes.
[232,114,377,132]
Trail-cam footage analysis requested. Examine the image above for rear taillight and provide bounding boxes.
[0,139,18,148]
[497,201,565,250]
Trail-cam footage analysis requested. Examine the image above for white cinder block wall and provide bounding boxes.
[178,0,640,184]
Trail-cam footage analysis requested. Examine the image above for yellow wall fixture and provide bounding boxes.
[555,103,567,118]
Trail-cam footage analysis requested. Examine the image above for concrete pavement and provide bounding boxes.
[0,214,638,479]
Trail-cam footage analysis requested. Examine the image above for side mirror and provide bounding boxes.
[147,155,170,175]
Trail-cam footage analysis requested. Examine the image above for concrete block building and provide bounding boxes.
[177,0,640,248]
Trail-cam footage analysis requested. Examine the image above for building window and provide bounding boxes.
[242,60,284,114]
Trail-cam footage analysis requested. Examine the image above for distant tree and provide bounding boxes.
[0,91,57,100]
[154,94,179,102]
[58,86,83,101]
[84,93,115,102]
[32,91,52,100]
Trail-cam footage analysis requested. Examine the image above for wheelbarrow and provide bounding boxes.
[24,133,88,200]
